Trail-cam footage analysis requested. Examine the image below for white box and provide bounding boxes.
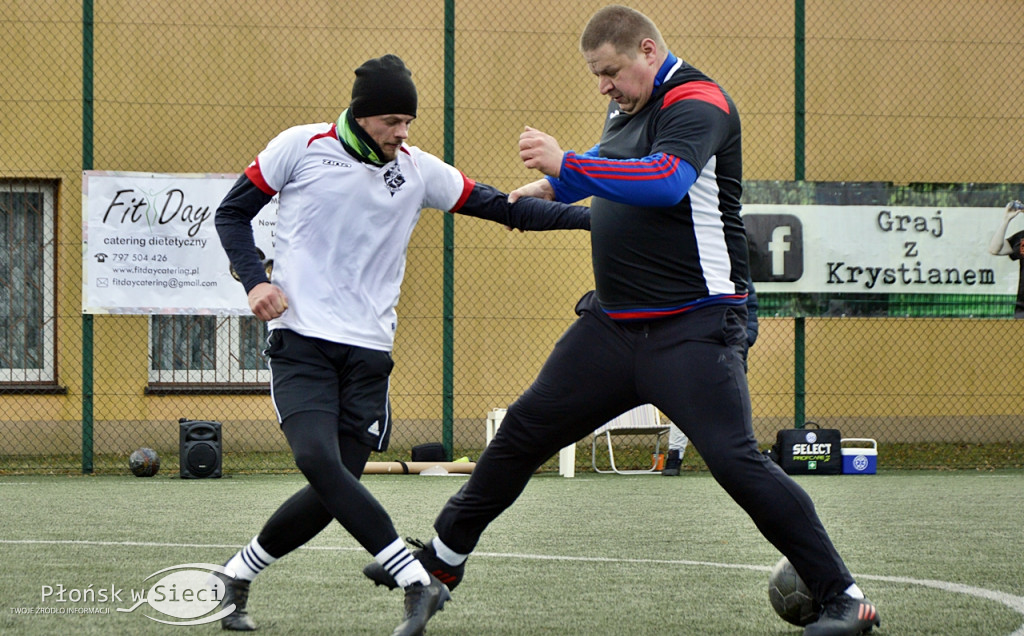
[485,407,575,478]
[841,438,878,475]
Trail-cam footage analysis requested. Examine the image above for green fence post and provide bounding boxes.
[440,0,456,461]
[793,0,806,429]
[794,0,805,181]
[81,0,95,474]
[794,316,805,429]
[82,316,94,473]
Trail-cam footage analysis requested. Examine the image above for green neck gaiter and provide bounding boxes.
[337,109,387,166]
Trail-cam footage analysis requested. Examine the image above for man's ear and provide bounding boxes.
[639,38,659,63]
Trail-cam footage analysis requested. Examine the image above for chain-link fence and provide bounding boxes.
[3,1,1023,475]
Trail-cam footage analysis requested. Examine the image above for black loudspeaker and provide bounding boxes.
[179,419,222,479]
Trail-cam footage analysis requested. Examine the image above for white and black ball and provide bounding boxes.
[768,556,818,626]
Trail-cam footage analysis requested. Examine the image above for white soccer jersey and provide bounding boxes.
[244,122,472,351]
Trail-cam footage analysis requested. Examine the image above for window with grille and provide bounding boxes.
[148,315,269,384]
[0,181,56,384]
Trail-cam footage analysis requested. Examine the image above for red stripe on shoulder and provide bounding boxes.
[662,81,730,114]
[449,173,476,212]
[244,158,276,195]
[306,124,337,147]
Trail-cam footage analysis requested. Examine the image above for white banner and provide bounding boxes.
[744,204,1019,295]
[83,171,276,314]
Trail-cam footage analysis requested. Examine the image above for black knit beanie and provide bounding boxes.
[350,54,417,118]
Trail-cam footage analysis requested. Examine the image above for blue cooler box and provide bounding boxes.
[841,438,877,475]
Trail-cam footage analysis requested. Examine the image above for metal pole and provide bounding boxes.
[794,0,806,181]
[440,0,456,460]
[794,316,806,429]
[81,0,95,473]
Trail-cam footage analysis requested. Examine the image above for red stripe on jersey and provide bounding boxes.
[662,81,730,114]
[449,174,476,212]
[307,124,337,147]
[244,158,276,195]
[564,153,680,181]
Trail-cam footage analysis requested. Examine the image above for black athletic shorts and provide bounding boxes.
[265,329,393,451]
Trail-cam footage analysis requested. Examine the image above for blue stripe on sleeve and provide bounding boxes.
[557,151,697,207]
[547,143,602,203]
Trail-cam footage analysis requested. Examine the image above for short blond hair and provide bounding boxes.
[580,5,666,55]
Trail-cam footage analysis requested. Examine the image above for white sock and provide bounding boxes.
[844,583,865,599]
[376,538,429,588]
[225,537,277,581]
[432,537,468,566]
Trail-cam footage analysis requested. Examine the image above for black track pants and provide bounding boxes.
[434,292,855,602]
[256,411,396,558]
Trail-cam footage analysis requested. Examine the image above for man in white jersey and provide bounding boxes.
[214,54,589,635]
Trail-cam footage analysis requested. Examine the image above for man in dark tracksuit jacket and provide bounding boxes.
[364,7,879,636]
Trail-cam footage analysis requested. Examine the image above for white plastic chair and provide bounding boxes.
[590,404,670,474]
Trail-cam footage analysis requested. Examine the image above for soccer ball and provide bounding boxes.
[768,556,818,626]
[129,447,160,477]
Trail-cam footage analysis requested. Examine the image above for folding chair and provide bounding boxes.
[590,404,670,474]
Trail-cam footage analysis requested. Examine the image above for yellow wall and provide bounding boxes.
[3,0,1024,450]
[807,1,1024,183]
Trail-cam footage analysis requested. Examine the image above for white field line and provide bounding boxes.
[3,539,1022,635]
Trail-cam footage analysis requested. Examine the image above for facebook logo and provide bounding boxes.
[744,214,803,282]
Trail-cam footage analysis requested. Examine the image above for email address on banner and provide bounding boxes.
[110,278,217,289]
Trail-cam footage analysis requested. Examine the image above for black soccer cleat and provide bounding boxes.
[662,449,682,476]
[364,538,465,591]
[803,594,880,636]
[390,574,451,636]
[216,574,257,631]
